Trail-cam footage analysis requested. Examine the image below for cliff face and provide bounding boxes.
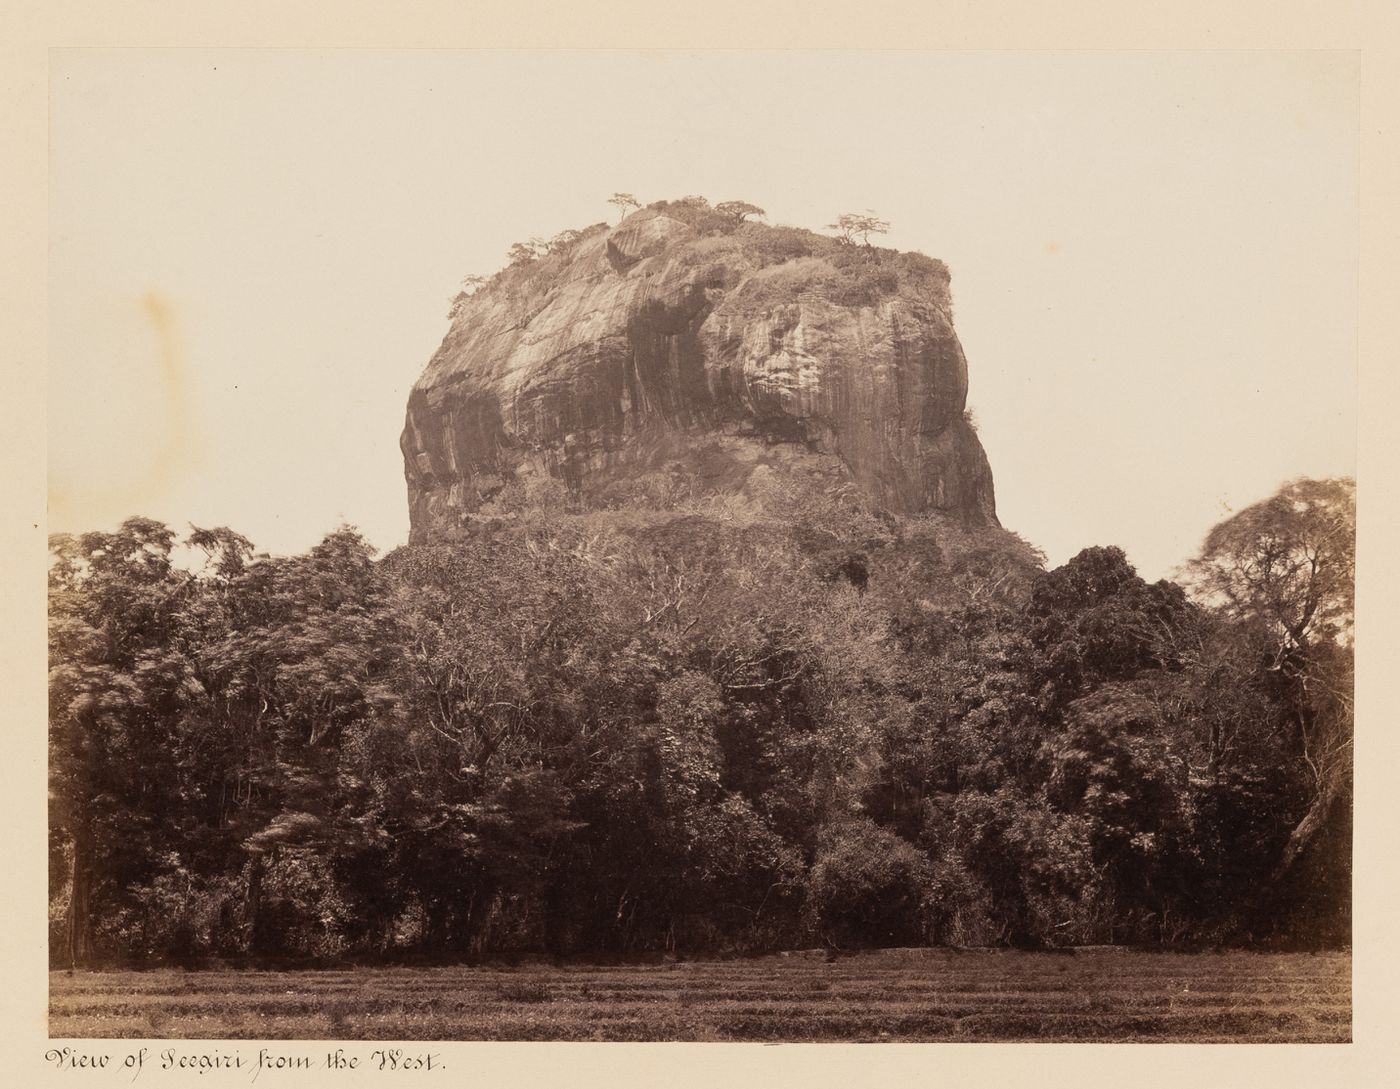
[402,207,997,540]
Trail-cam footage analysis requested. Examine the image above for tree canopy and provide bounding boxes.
[827,212,890,246]
[607,192,640,221]
[48,478,1351,965]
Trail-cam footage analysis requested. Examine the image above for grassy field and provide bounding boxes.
[49,949,1350,1043]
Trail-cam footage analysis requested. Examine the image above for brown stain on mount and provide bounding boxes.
[134,291,196,503]
[50,291,199,528]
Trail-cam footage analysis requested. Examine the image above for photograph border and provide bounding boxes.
[5,3,1398,1086]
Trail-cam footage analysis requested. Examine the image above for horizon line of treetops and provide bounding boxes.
[49,457,1353,967]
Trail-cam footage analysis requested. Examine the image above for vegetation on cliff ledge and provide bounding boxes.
[448,196,953,322]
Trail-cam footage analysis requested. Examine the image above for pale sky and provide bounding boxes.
[48,50,1357,580]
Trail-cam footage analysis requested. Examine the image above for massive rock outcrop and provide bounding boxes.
[402,204,997,540]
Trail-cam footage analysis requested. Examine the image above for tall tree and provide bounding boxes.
[827,211,890,246]
[715,200,766,222]
[607,192,640,221]
[49,518,191,965]
[1182,478,1354,884]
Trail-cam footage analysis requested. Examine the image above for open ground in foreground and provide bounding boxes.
[49,948,1350,1043]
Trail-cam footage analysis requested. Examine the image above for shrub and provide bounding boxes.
[250,850,354,958]
[716,200,766,222]
[925,790,1101,947]
[922,852,1001,946]
[647,196,739,236]
[828,263,901,308]
[806,817,933,947]
[736,223,821,266]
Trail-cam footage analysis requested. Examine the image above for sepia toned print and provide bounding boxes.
[47,50,1354,1044]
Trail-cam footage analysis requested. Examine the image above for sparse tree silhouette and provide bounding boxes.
[508,240,545,265]
[448,276,487,320]
[716,200,766,223]
[828,211,890,246]
[608,192,641,221]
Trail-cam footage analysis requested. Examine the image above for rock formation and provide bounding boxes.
[402,202,997,540]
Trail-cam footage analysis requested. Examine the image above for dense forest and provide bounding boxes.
[48,474,1353,967]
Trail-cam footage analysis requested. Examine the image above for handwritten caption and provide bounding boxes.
[45,1046,442,1080]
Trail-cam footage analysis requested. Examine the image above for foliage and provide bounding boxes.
[1183,477,1354,652]
[447,200,951,336]
[608,192,640,220]
[644,196,737,236]
[827,211,890,246]
[48,476,1351,964]
[1182,477,1354,929]
[715,200,765,222]
[806,818,933,947]
[508,240,543,266]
